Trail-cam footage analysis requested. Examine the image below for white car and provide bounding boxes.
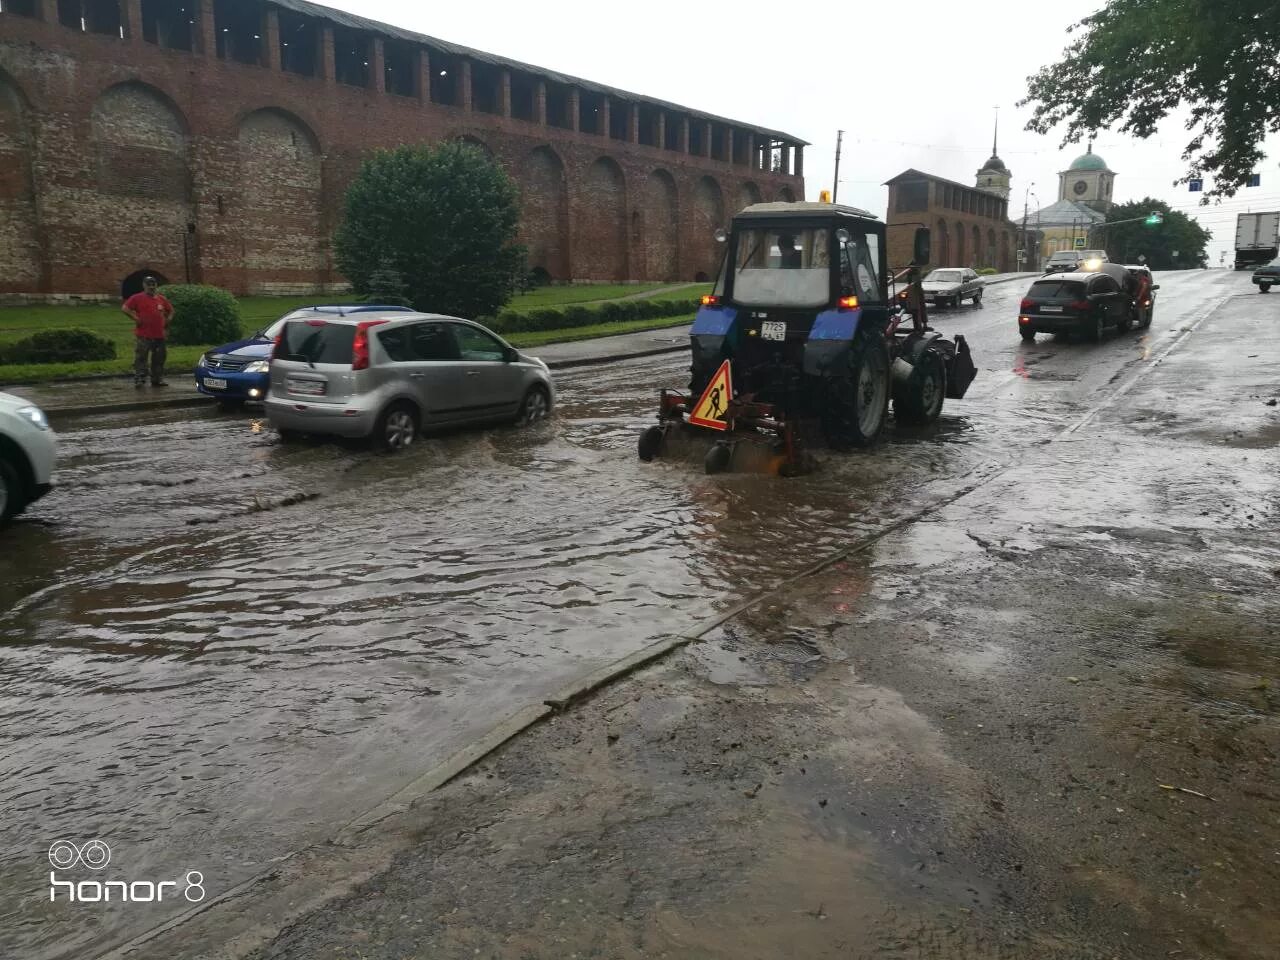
[0,391,56,525]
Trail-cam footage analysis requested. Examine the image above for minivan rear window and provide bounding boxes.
[1028,280,1085,299]
[280,321,356,364]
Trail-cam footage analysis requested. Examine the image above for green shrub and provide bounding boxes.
[526,308,566,332]
[0,328,117,365]
[161,284,242,346]
[563,305,594,327]
[975,267,998,275]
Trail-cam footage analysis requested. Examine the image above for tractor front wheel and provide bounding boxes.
[894,349,947,425]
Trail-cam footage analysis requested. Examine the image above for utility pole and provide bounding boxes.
[831,130,844,203]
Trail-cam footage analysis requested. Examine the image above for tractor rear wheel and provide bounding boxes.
[820,325,890,448]
[894,349,947,425]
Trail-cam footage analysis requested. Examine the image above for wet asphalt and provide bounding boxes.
[0,270,1268,959]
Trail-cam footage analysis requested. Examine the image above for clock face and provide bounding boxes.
[1073,179,1088,196]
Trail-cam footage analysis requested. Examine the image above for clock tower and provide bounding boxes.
[1057,142,1116,214]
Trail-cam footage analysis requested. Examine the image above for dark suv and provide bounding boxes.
[1017,270,1132,342]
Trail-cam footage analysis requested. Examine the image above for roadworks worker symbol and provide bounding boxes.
[688,359,734,431]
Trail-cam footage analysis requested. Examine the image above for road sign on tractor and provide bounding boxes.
[688,359,733,431]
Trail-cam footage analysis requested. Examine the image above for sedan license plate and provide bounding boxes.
[760,321,787,342]
[287,378,326,396]
[1040,305,1063,313]
[202,377,228,390]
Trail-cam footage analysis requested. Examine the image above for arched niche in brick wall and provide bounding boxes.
[236,109,324,293]
[986,228,997,270]
[953,221,965,268]
[577,157,626,281]
[90,82,192,290]
[454,134,495,161]
[971,225,981,268]
[642,169,678,281]
[0,70,42,293]
[691,175,724,282]
[1000,232,1010,273]
[519,146,568,281]
[775,185,796,203]
[734,182,762,217]
[935,218,950,267]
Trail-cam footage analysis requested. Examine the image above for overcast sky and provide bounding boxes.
[329,0,1278,265]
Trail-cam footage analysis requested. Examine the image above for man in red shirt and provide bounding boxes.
[121,277,174,388]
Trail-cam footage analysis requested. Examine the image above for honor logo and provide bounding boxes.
[47,841,206,904]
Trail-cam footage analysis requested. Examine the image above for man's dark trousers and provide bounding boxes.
[134,337,166,386]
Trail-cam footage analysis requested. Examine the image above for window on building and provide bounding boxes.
[141,0,195,51]
[214,0,262,65]
[58,0,123,35]
[895,181,929,213]
[579,90,603,135]
[429,49,459,106]
[471,62,501,115]
[277,10,318,76]
[545,82,570,129]
[609,100,629,141]
[637,104,658,147]
[664,114,682,151]
[710,123,727,161]
[690,123,706,157]
[510,72,535,121]
[383,40,416,96]
[0,0,40,17]
[333,27,369,87]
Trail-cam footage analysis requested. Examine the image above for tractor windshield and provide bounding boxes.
[731,227,831,308]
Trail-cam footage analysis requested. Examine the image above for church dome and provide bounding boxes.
[1069,147,1108,171]
[979,153,1008,174]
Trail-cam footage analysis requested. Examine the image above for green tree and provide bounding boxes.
[334,142,526,317]
[1021,0,1278,199]
[1095,198,1211,269]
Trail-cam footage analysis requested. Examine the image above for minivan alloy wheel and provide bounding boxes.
[519,387,549,424]
[383,408,416,450]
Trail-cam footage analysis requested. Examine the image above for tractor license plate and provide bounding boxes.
[1040,305,1063,313]
[760,321,787,342]
[202,377,228,390]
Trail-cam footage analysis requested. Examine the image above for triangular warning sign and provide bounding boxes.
[688,360,733,431]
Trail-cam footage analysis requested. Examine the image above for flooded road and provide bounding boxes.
[0,270,1258,959]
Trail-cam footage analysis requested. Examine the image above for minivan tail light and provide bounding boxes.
[1019,298,1035,311]
[351,319,388,371]
[1069,299,1090,311]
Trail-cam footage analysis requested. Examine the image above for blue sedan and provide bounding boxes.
[194,305,415,407]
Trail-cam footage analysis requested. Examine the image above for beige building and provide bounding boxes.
[1027,144,1118,268]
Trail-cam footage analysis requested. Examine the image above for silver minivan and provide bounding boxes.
[264,311,555,450]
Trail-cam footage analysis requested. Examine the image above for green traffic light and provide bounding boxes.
[1144,212,1164,226]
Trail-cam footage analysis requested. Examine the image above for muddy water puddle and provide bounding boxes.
[0,355,999,959]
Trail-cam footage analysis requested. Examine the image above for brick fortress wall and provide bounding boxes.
[0,0,805,298]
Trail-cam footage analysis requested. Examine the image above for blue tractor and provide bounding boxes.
[638,201,977,474]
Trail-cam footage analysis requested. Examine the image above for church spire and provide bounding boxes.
[992,108,999,157]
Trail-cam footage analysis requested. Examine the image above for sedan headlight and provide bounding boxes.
[242,360,270,374]
[15,405,50,431]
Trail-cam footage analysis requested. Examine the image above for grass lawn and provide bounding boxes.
[505,282,691,311]
[0,288,699,385]
[506,314,692,349]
